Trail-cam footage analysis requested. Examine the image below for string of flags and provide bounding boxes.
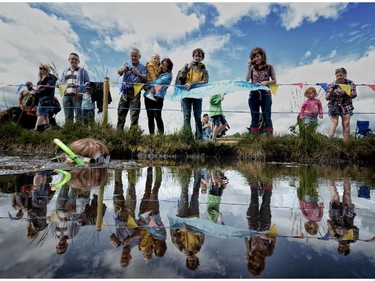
[1,80,375,100]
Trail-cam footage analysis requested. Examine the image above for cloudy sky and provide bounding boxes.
[1,1,374,136]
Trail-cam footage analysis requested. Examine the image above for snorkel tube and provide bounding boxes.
[52,169,71,190]
[53,138,85,166]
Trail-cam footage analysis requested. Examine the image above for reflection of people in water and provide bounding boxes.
[202,170,229,224]
[245,180,275,276]
[297,167,324,235]
[327,178,359,256]
[27,171,55,240]
[170,169,205,271]
[137,167,167,261]
[10,172,56,241]
[110,169,140,267]
[50,168,108,254]
[10,173,36,221]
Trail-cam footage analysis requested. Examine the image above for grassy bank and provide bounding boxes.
[0,121,374,164]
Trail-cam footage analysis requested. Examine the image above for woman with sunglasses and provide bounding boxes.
[34,64,57,131]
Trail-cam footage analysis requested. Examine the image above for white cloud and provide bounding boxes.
[304,51,312,58]
[278,3,349,30]
[44,3,204,52]
[0,3,84,107]
[210,2,272,27]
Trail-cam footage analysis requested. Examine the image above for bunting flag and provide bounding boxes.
[2,80,375,98]
[293,83,304,89]
[342,229,354,240]
[269,224,278,237]
[339,84,352,97]
[58,84,68,97]
[127,214,137,228]
[171,80,270,101]
[316,82,329,92]
[268,84,279,95]
[364,236,375,242]
[133,83,143,96]
[153,85,163,94]
[318,232,331,241]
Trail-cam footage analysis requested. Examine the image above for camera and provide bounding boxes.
[124,66,132,72]
[330,84,338,90]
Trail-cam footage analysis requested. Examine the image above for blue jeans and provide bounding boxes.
[304,116,318,124]
[63,95,82,123]
[181,98,203,139]
[248,90,273,132]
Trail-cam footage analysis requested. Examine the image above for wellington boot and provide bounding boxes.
[36,125,45,132]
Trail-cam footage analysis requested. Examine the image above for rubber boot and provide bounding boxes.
[36,125,45,132]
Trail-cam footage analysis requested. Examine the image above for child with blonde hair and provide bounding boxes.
[299,87,323,125]
[144,53,161,100]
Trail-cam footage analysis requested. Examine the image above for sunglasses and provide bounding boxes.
[39,67,47,71]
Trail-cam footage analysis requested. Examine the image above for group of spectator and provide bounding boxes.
[102,46,358,142]
[15,47,357,141]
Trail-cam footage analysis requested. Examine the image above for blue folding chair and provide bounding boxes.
[355,120,373,138]
[358,185,371,199]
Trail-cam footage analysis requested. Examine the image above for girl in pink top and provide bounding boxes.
[299,87,323,124]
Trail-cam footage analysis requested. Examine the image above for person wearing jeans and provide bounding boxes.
[177,48,209,139]
[245,47,276,136]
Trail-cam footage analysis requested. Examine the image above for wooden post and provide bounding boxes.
[96,183,105,231]
[102,76,109,125]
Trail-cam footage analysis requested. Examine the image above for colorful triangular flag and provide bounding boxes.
[58,84,68,97]
[133,83,143,96]
[318,232,330,241]
[153,85,163,94]
[365,84,375,91]
[364,236,375,242]
[269,224,278,237]
[339,84,352,97]
[316,83,328,92]
[342,228,354,240]
[268,84,279,96]
[127,214,137,228]
[293,83,304,89]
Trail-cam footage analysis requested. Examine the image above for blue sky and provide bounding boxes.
[1,2,374,136]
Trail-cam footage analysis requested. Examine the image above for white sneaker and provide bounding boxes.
[145,92,156,101]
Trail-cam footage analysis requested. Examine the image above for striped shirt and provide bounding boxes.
[64,68,79,95]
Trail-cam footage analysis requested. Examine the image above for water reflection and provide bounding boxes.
[171,168,204,271]
[327,178,359,256]
[245,178,274,276]
[0,162,375,278]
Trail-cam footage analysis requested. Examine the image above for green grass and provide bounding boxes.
[0,120,375,164]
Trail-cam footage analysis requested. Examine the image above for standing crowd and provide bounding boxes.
[14,47,357,141]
